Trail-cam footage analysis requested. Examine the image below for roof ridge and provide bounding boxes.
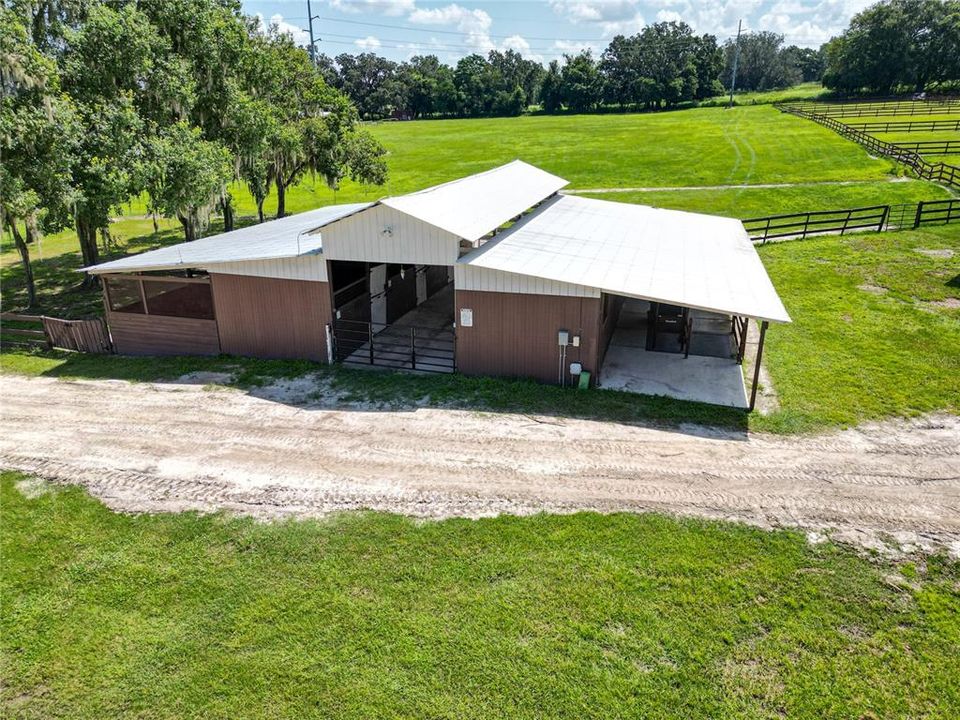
[387,159,527,200]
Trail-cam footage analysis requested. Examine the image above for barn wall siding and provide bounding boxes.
[455,264,601,298]
[455,289,601,385]
[107,312,221,356]
[322,205,460,265]
[210,274,332,362]
[205,255,328,282]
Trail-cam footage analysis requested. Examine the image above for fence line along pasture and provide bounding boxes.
[842,119,960,133]
[775,102,960,190]
[778,99,960,118]
[742,198,960,243]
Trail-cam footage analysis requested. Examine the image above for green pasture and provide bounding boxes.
[3,471,958,720]
[577,179,951,219]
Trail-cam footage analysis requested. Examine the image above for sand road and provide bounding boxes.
[2,374,958,554]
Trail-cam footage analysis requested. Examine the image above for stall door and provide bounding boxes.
[370,263,387,327]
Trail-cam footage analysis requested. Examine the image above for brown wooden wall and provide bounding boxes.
[210,274,332,361]
[455,290,601,385]
[107,311,221,356]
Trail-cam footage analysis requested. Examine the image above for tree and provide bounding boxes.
[454,54,492,116]
[335,52,399,119]
[560,51,601,112]
[782,45,825,83]
[540,60,563,113]
[724,31,800,91]
[823,0,960,94]
[1,6,77,306]
[144,122,232,242]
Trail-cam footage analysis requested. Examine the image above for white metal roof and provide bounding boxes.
[459,195,791,323]
[84,202,372,274]
[379,160,568,242]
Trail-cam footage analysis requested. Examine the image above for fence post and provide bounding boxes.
[913,201,924,229]
[410,327,416,370]
[368,322,375,365]
[840,209,852,235]
[878,205,889,233]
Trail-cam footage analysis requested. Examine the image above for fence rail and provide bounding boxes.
[843,119,960,133]
[779,100,960,118]
[776,103,960,190]
[1,313,112,353]
[890,139,960,154]
[742,206,888,243]
[742,198,960,242]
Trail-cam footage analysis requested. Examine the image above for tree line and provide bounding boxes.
[1,0,388,306]
[823,0,960,94]
[319,24,826,120]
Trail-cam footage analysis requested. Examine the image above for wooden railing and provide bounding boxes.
[842,119,960,133]
[742,206,888,243]
[1,313,112,353]
[779,99,960,118]
[777,104,960,190]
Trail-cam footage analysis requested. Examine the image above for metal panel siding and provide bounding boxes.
[211,274,332,362]
[455,289,601,385]
[204,255,328,282]
[454,264,600,298]
[322,205,460,265]
[107,312,220,356]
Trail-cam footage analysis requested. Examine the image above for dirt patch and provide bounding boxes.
[915,248,955,259]
[2,374,959,557]
[858,284,888,295]
[926,297,960,309]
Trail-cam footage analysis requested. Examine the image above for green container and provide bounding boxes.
[577,371,591,389]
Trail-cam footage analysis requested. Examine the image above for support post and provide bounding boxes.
[368,322,374,365]
[410,327,416,370]
[749,320,768,412]
[736,317,749,364]
[913,201,924,229]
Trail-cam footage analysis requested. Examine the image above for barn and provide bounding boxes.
[85,160,790,409]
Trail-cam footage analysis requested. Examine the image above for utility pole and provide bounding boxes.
[727,19,742,109]
[306,0,320,65]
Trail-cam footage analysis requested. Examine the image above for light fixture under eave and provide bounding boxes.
[382,225,393,237]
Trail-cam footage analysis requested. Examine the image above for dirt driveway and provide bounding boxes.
[2,373,959,555]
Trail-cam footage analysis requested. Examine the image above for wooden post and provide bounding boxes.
[913,201,924,229]
[368,322,374,365]
[878,205,889,233]
[736,317,749,365]
[749,321,768,412]
[410,327,416,370]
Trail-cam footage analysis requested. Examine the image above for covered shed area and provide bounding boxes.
[458,194,790,409]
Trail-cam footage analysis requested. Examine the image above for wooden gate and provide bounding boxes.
[42,317,112,353]
[1,313,112,354]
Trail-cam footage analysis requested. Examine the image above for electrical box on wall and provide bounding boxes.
[572,335,580,347]
[557,330,569,346]
[569,362,583,375]
[460,308,474,327]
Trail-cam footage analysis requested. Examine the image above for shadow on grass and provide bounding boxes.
[2,348,750,437]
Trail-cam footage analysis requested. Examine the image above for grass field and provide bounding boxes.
[3,471,958,719]
[3,226,958,433]
[117,104,901,216]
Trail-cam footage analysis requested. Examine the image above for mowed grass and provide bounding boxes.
[118,104,896,217]
[3,471,959,720]
[577,179,952,219]
[755,224,960,430]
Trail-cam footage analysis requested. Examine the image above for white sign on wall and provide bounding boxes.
[460,308,474,327]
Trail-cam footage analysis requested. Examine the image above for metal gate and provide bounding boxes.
[332,319,455,374]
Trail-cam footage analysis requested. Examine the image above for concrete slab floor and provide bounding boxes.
[599,299,748,408]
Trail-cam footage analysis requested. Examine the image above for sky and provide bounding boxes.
[241,0,875,64]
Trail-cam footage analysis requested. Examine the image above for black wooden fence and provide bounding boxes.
[743,198,960,243]
[778,99,960,118]
[776,104,960,190]
[843,119,960,133]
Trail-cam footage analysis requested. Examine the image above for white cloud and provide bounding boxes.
[408,4,501,53]
[355,35,383,50]
[329,0,416,16]
[255,13,311,47]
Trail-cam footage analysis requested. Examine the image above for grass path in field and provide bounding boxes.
[3,471,958,719]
